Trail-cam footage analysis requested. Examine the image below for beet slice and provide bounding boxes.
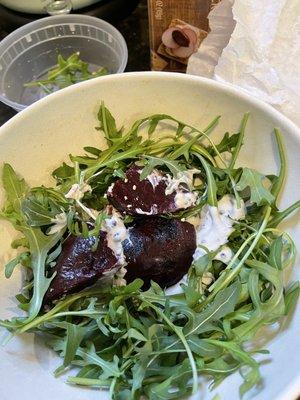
[44,232,118,303]
[123,217,196,288]
[107,165,183,216]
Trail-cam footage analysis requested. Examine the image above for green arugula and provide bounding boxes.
[24,52,108,94]
[237,168,275,206]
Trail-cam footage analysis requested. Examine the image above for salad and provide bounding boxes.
[0,104,299,400]
[24,52,108,94]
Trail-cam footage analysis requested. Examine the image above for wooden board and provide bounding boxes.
[148,0,221,72]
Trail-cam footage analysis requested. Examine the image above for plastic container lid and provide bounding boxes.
[0,14,128,111]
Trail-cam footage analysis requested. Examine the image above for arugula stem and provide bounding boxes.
[67,377,111,387]
[267,200,300,228]
[202,116,221,135]
[195,155,217,206]
[17,290,107,333]
[109,377,117,400]
[168,132,203,160]
[228,113,249,170]
[271,128,287,201]
[85,146,145,178]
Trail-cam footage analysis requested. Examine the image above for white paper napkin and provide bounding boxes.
[187,0,300,126]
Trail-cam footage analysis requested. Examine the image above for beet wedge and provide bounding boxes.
[44,232,118,303]
[123,217,196,288]
[107,165,197,216]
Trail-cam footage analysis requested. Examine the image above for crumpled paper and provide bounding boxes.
[187,0,300,126]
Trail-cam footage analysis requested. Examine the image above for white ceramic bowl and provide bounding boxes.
[0,72,299,400]
[0,0,101,14]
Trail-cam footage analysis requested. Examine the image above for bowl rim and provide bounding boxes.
[0,71,299,400]
[0,14,128,111]
[0,71,299,136]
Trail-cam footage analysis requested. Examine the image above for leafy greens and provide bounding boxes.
[0,103,299,400]
[24,52,108,94]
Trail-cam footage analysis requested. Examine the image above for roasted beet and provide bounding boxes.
[107,165,195,216]
[45,212,196,302]
[123,217,196,288]
[44,232,118,303]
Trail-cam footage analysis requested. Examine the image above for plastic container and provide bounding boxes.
[0,14,128,111]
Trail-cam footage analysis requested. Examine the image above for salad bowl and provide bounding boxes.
[0,72,299,400]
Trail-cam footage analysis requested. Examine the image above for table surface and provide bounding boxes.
[0,0,149,126]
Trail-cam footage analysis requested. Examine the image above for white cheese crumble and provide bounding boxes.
[174,191,198,209]
[47,212,67,235]
[186,215,201,227]
[165,169,200,195]
[146,170,164,188]
[107,183,115,194]
[135,205,158,215]
[165,169,199,209]
[201,271,214,286]
[65,183,92,201]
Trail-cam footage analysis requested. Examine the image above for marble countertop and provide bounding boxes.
[0,0,149,126]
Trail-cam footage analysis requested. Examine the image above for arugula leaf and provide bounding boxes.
[98,102,122,146]
[2,163,28,213]
[140,155,184,179]
[4,251,30,278]
[184,281,241,335]
[63,323,87,368]
[1,165,65,325]
[52,162,74,183]
[21,187,68,227]
[193,153,217,206]
[214,132,240,154]
[24,52,108,93]
[284,282,300,315]
[237,167,275,206]
[77,344,121,380]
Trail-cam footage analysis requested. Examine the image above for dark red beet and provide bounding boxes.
[107,165,180,216]
[123,217,196,288]
[44,232,118,303]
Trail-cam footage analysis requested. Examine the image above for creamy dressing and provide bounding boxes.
[193,195,245,261]
[167,195,245,295]
[214,246,233,264]
[113,266,128,287]
[141,168,199,210]
[103,209,128,266]
[107,182,115,195]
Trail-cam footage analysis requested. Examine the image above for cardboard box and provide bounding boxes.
[148,0,220,72]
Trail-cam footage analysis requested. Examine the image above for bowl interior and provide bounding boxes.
[0,73,299,400]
